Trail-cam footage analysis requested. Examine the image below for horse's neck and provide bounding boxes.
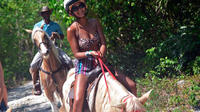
[105,73,145,112]
[42,47,61,71]
[106,73,130,101]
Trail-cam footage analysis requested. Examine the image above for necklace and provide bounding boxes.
[77,18,89,29]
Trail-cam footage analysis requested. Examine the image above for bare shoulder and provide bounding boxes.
[67,22,77,32]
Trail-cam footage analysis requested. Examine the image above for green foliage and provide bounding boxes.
[47,0,200,77]
[138,74,200,111]
[48,0,74,27]
[145,25,200,77]
[169,95,183,105]
[86,0,200,76]
[187,81,200,107]
[145,57,179,77]
[0,0,48,85]
[192,56,200,74]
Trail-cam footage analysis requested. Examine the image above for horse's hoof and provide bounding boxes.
[32,83,42,95]
[32,89,42,95]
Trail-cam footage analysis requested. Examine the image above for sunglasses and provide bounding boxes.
[41,11,50,15]
[71,2,86,12]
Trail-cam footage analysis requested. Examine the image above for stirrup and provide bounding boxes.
[32,82,42,95]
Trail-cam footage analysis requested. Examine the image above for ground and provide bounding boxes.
[7,81,51,112]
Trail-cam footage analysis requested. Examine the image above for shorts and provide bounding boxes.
[75,56,97,76]
[0,100,7,111]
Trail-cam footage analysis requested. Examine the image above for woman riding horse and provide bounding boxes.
[64,0,137,111]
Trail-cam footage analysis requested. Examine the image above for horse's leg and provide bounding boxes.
[41,74,59,112]
[54,88,65,112]
[54,71,67,108]
[43,87,59,112]
[57,75,65,106]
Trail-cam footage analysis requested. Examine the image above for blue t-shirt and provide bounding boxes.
[33,20,63,37]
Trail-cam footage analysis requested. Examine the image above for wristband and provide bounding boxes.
[85,51,91,57]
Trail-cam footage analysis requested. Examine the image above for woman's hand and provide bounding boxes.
[90,51,104,59]
[97,51,103,58]
[90,51,99,57]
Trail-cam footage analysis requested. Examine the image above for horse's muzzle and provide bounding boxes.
[43,50,49,56]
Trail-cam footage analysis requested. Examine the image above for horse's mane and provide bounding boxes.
[31,27,60,62]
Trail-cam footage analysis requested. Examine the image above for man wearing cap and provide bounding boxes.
[30,6,73,95]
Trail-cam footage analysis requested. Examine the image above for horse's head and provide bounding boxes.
[110,94,146,112]
[114,89,152,112]
[32,28,52,57]
[103,72,152,112]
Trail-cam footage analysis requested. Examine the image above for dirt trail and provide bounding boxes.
[7,81,51,112]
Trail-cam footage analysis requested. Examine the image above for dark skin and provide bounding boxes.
[0,62,8,108]
[40,11,64,40]
[67,2,105,112]
[67,1,137,112]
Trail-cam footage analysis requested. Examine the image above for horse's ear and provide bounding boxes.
[24,29,32,34]
[138,89,153,104]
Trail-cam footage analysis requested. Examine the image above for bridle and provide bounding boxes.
[32,29,64,85]
[33,29,52,54]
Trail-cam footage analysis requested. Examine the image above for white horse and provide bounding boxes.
[62,68,152,112]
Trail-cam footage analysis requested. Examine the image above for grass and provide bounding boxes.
[136,74,200,112]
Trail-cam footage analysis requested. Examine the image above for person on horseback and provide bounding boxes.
[30,6,73,95]
[0,61,12,112]
[64,0,137,111]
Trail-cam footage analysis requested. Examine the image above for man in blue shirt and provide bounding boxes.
[30,6,73,95]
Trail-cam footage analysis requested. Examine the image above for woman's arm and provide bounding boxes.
[67,25,91,59]
[96,19,107,58]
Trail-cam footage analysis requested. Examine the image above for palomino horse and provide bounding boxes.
[31,27,68,112]
[62,68,152,112]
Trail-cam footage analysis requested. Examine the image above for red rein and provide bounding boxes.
[97,55,116,102]
[97,54,140,112]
